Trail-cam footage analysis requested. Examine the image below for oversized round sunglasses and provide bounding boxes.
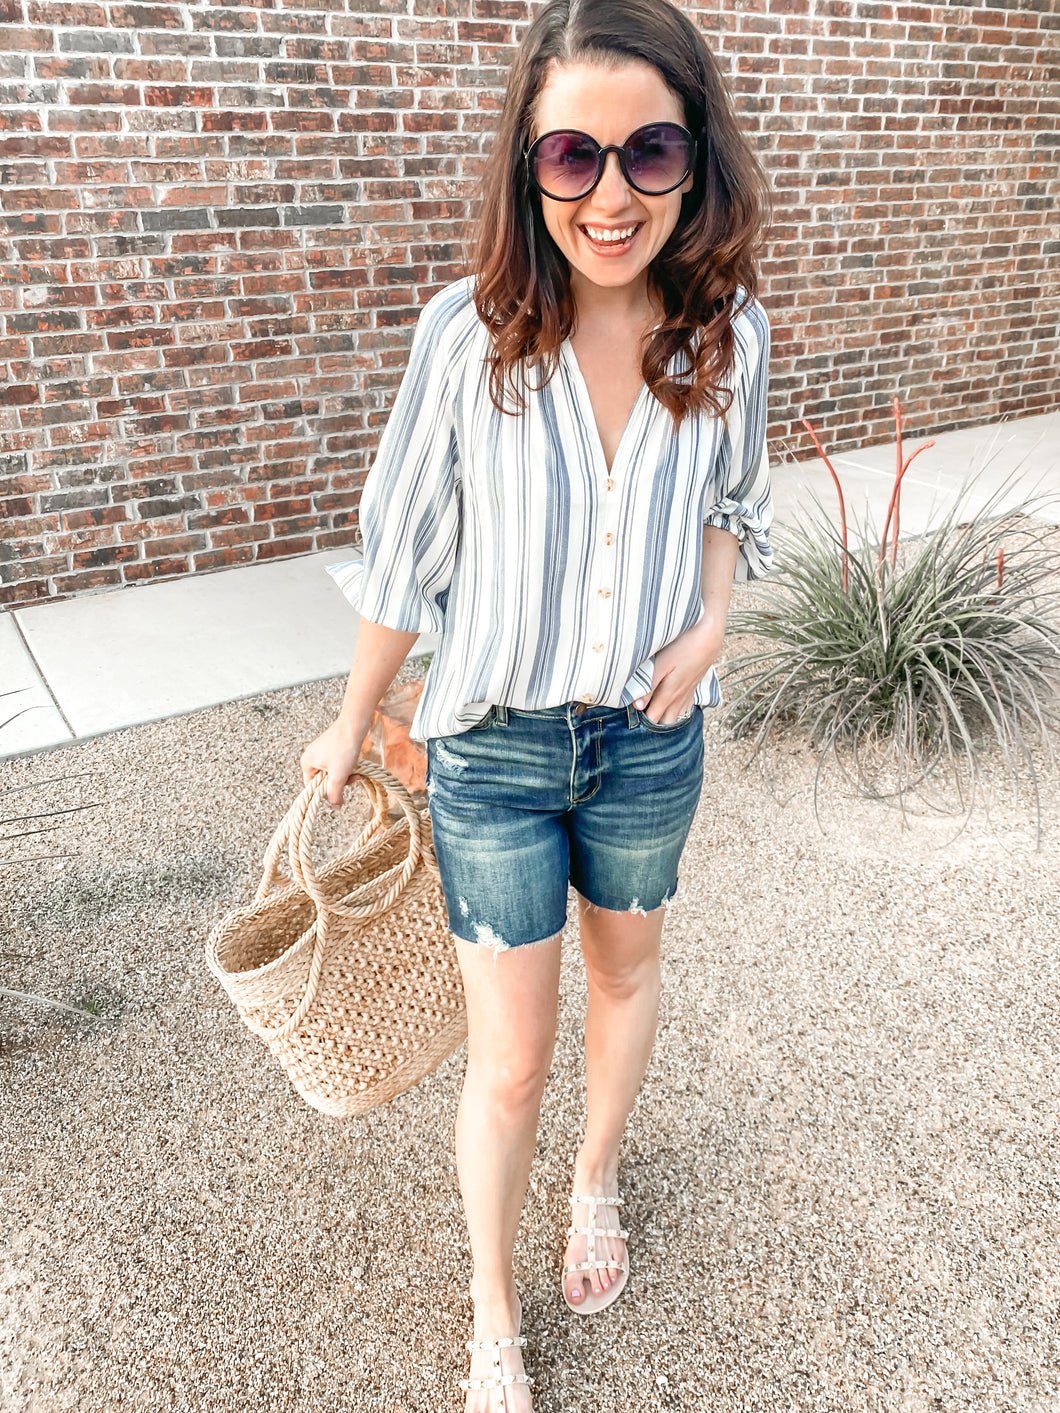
[524,121,697,202]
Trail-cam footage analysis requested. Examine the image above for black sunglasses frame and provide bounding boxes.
[524,122,698,201]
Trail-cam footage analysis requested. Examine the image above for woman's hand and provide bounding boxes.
[300,714,371,809]
[299,620,421,808]
[633,609,726,725]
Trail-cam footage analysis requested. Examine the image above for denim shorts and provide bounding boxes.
[424,700,705,950]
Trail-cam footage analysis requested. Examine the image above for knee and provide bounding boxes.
[585,953,660,1004]
[465,1044,553,1114]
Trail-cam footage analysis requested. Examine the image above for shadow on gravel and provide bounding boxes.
[30,847,238,925]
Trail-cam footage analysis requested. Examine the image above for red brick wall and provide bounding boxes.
[1,0,1057,605]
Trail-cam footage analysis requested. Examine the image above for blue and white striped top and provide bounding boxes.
[328,274,772,742]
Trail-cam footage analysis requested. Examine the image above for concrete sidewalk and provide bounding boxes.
[2,408,1057,762]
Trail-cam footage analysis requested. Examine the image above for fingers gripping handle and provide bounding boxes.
[255,769,389,903]
[292,764,425,921]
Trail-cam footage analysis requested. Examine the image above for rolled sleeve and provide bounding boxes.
[704,298,773,582]
[336,293,461,635]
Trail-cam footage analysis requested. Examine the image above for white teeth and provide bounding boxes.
[583,225,638,243]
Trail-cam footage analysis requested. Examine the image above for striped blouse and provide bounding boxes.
[327,274,773,743]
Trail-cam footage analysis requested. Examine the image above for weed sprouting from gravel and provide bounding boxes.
[0,983,129,1055]
[68,985,128,1024]
[1,982,125,1021]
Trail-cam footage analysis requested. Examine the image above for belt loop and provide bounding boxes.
[625,702,638,728]
[495,703,509,725]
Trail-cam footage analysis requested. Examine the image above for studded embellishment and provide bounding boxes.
[562,1193,630,1280]
[459,1334,533,1411]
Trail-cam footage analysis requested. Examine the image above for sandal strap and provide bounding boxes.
[465,1336,527,1352]
[567,1192,628,1277]
[461,1330,532,1408]
[459,1375,534,1390]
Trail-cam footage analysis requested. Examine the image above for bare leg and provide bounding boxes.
[455,932,562,1412]
[563,894,664,1306]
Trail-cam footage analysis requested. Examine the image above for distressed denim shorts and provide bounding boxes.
[425,700,705,950]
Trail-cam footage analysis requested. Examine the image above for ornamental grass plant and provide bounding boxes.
[722,403,1060,832]
[2,698,105,1022]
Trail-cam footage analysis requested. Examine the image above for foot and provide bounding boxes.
[461,1288,534,1413]
[562,1161,629,1312]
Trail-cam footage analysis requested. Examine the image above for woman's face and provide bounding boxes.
[530,59,694,307]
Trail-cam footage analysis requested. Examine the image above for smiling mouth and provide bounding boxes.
[579,223,643,248]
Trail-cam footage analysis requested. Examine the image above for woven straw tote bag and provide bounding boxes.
[205,759,466,1117]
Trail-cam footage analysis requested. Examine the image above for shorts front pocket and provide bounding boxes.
[637,705,700,733]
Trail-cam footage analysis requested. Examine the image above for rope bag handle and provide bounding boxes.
[250,761,438,1046]
[256,761,437,920]
[256,768,388,902]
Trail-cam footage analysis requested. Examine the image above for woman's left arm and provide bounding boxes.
[633,523,739,724]
[635,298,772,725]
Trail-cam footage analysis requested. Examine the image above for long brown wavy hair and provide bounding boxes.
[464,0,771,427]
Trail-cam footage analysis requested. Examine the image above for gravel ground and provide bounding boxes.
[2,654,1059,1413]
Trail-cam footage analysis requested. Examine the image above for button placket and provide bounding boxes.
[589,472,619,691]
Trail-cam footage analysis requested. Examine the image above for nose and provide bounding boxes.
[592,148,632,208]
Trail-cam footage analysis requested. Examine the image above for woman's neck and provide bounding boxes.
[569,269,660,330]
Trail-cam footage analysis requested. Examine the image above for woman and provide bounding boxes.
[302,0,772,1405]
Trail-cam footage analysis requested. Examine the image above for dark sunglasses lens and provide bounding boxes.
[626,124,693,191]
[531,131,599,197]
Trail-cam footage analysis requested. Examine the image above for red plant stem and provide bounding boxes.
[890,396,903,568]
[878,439,936,579]
[801,417,849,591]
[997,545,1004,591]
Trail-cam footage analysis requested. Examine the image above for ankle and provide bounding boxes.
[573,1148,619,1192]
[468,1277,521,1329]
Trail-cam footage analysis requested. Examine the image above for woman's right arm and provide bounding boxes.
[300,617,420,808]
[301,288,463,806]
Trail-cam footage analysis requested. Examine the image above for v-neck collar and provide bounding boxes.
[560,336,653,479]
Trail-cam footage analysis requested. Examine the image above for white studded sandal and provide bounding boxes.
[458,1332,533,1411]
[562,1192,630,1316]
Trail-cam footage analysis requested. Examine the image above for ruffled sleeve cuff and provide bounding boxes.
[326,557,365,609]
[325,555,448,635]
[704,497,773,583]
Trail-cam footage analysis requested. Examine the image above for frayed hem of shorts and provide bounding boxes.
[450,923,565,958]
[575,886,678,918]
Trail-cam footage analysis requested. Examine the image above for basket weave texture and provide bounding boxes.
[205,760,466,1117]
